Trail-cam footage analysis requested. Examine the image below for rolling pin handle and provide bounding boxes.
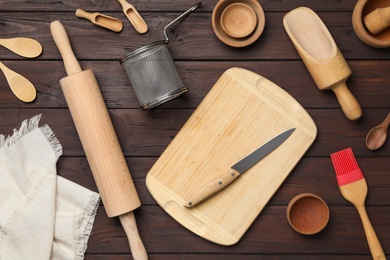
[119,212,148,260]
[50,20,82,76]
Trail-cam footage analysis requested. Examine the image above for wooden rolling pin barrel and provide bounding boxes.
[50,20,147,260]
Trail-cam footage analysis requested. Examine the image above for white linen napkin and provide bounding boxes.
[0,115,100,259]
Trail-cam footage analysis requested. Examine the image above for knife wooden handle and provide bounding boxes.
[184,169,240,208]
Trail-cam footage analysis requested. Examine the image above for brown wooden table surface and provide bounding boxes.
[0,0,389,259]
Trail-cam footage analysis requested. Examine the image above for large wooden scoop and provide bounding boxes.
[283,7,362,121]
[50,20,147,260]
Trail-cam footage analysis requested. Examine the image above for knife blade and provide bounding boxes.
[184,128,295,208]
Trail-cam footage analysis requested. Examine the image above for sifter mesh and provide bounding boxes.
[119,2,201,109]
[120,41,187,110]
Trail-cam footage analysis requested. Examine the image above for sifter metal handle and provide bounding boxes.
[163,2,202,42]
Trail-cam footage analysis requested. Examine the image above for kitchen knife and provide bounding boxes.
[184,128,296,208]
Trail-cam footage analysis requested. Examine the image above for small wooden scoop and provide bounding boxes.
[283,7,362,121]
[0,37,42,58]
[364,6,390,35]
[116,0,148,34]
[75,9,123,32]
[0,61,36,102]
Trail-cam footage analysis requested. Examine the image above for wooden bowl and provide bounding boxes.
[212,0,265,47]
[220,3,257,38]
[286,193,330,235]
[353,0,390,48]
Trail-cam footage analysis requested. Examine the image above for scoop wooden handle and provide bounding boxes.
[331,82,362,121]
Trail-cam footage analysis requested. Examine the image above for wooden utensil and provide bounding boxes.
[366,112,390,150]
[220,3,257,38]
[283,7,362,121]
[0,61,36,102]
[212,0,265,48]
[116,0,148,34]
[353,0,390,48]
[75,8,123,32]
[364,6,390,35]
[146,67,317,245]
[0,37,42,58]
[50,20,147,260]
[331,148,386,260]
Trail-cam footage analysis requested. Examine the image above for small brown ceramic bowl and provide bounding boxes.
[286,193,330,235]
[212,0,265,47]
[353,0,390,48]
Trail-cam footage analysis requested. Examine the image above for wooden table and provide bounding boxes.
[0,0,389,259]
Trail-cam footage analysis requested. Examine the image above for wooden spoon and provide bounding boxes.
[366,113,390,150]
[117,0,148,34]
[0,61,36,102]
[0,37,42,58]
[75,8,123,32]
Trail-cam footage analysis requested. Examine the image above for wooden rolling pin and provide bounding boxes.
[50,20,147,260]
[283,7,362,121]
[364,6,390,35]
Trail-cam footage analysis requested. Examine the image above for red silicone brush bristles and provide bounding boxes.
[330,148,364,186]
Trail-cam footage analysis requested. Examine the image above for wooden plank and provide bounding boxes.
[0,109,388,157]
[85,254,374,259]
[56,156,390,207]
[86,205,390,255]
[0,13,389,60]
[0,0,358,12]
[0,61,388,109]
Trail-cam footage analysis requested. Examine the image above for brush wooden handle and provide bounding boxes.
[355,205,386,260]
[331,82,362,121]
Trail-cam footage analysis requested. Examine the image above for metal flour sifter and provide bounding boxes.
[119,2,201,110]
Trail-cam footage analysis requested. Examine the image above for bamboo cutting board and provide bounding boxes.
[146,68,317,245]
